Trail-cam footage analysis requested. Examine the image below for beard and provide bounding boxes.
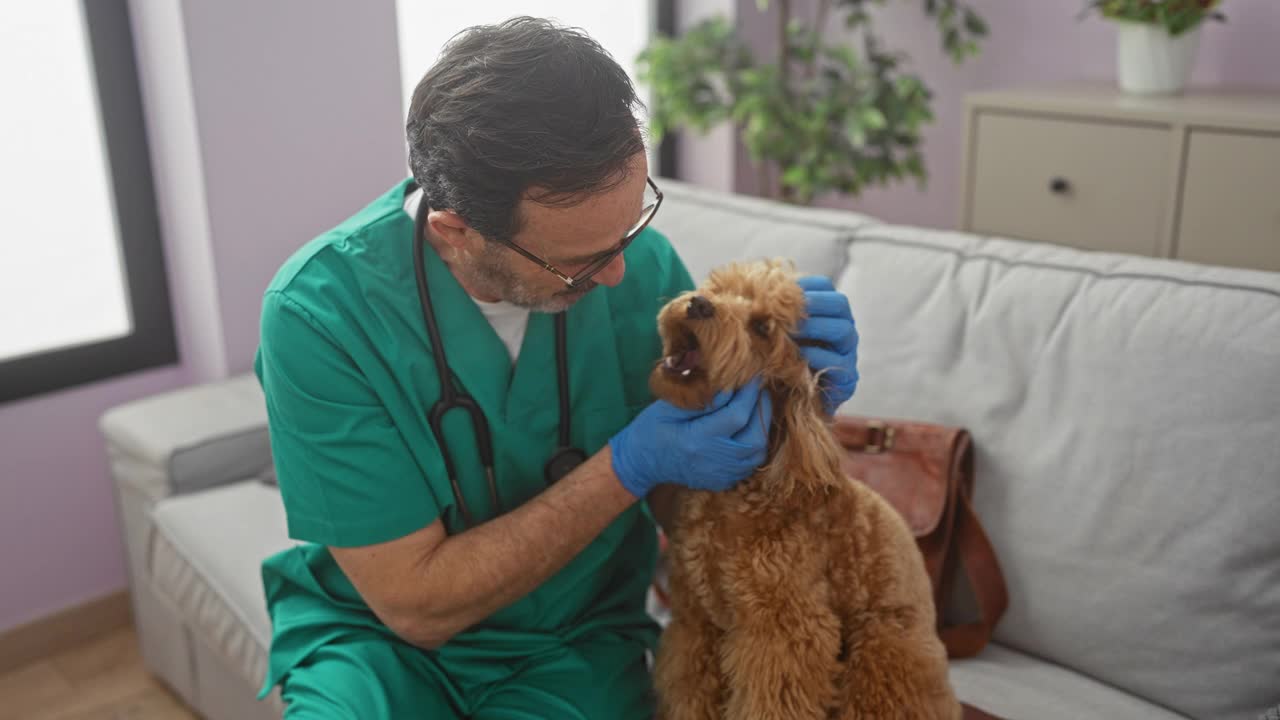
[461,242,597,314]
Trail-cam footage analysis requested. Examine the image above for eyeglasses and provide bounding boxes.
[502,176,663,288]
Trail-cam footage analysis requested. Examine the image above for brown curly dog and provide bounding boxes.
[650,260,960,720]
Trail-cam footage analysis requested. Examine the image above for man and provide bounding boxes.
[254,17,859,719]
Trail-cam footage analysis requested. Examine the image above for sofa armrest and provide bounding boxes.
[100,374,271,502]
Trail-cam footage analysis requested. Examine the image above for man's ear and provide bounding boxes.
[427,210,479,256]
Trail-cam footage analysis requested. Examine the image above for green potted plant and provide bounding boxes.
[1082,0,1227,95]
[637,0,987,205]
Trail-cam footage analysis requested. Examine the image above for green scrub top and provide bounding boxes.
[253,178,694,701]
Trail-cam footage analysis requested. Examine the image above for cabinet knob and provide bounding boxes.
[1049,177,1071,195]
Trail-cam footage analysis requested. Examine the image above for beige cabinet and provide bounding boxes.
[1177,130,1280,271]
[961,85,1280,272]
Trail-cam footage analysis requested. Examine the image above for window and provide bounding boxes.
[0,0,177,404]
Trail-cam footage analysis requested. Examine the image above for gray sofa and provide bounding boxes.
[100,179,1280,720]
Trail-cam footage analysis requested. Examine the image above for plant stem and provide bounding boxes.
[755,0,792,201]
[757,160,771,199]
[781,180,799,204]
[777,0,791,82]
[808,0,831,79]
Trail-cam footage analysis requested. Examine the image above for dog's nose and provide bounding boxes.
[686,295,715,320]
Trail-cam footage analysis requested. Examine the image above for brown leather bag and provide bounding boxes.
[831,416,1009,659]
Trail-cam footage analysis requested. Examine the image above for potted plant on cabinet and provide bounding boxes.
[1083,0,1227,95]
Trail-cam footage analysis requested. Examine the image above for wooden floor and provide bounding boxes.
[0,625,197,720]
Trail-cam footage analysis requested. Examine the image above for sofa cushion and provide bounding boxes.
[950,643,1188,719]
[149,481,294,689]
[838,225,1280,720]
[100,374,271,497]
[650,178,873,282]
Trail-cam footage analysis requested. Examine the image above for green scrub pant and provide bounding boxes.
[279,633,654,719]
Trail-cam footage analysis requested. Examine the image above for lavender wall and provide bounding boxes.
[181,0,407,375]
[733,0,1280,228]
[0,369,190,632]
[0,0,405,633]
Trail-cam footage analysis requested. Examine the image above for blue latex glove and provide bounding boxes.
[793,276,859,414]
[609,376,773,498]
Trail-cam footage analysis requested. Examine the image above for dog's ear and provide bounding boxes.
[761,358,833,495]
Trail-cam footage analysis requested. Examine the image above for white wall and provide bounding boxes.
[395,1,655,120]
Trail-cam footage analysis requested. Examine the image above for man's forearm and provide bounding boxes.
[408,445,637,647]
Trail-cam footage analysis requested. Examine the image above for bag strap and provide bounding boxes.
[938,486,1009,657]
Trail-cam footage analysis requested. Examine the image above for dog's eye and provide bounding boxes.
[749,317,771,338]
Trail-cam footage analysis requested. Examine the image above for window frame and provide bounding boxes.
[0,0,178,404]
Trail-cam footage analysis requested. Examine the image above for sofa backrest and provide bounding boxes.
[650,178,874,282]
[838,224,1280,720]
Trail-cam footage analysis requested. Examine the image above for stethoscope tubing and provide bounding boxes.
[409,183,582,529]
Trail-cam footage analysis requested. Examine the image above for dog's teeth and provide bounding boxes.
[664,356,676,369]
[681,369,692,377]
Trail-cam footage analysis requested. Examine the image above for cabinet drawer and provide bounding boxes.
[1176,130,1280,272]
[968,112,1172,255]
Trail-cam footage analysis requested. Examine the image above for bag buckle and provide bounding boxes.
[864,420,896,454]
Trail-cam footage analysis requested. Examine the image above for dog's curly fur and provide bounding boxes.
[650,260,960,720]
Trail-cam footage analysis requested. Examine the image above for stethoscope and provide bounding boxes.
[409,182,587,529]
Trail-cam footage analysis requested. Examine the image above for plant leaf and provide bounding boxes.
[861,107,888,130]
[963,8,988,35]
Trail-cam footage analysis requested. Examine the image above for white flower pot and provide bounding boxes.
[1115,21,1202,95]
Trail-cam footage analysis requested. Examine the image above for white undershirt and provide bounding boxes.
[405,188,530,364]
